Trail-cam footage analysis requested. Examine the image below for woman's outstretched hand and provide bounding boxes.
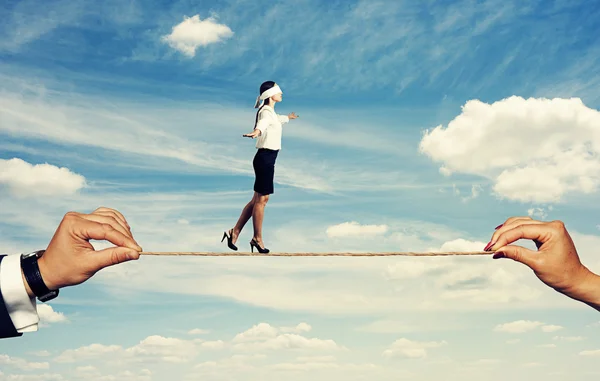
[486,216,600,311]
[288,112,299,120]
[243,129,261,139]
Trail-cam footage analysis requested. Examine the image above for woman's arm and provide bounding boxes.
[280,112,298,124]
[487,217,600,311]
[244,110,270,138]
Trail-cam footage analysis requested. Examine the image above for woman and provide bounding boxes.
[221,81,298,253]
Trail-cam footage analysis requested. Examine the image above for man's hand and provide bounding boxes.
[24,207,142,296]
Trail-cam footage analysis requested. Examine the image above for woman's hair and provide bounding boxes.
[254,81,277,129]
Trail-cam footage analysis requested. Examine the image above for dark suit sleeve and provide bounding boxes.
[0,255,23,339]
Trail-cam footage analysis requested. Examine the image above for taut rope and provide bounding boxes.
[139,251,493,257]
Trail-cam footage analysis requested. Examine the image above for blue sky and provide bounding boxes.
[1,0,600,379]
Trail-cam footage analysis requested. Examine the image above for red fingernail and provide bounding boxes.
[484,241,495,251]
[493,252,505,259]
[494,224,503,230]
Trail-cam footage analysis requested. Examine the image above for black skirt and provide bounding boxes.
[253,148,279,195]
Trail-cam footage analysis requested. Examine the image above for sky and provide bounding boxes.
[1,0,600,379]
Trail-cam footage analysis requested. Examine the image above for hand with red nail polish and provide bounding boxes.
[485,216,600,311]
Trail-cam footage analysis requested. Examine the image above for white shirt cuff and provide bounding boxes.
[278,115,289,124]
[0,254,39,333]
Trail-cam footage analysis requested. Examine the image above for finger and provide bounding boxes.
[495,216,534,230]
[87,246,140,272]
[488,219,544,248]
[76,219,142,252]
[93,208,131,230]
[489,223,551,252]
[90,212,132,236]
[79,214,135,242]
[492,244,538,269]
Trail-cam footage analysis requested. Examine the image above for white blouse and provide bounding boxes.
[254,105,289,151]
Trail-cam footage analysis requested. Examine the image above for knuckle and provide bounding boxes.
[108,251,122,266]
[549,220,566,232]
[511,247,522,260]
[63,212,79,224]
[64,211,77,219]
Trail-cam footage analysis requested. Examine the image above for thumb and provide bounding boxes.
[493,245,537,268]
[86,246,140,273]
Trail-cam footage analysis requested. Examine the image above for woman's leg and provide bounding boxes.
[252,193,270,246]
[231,193,257,244]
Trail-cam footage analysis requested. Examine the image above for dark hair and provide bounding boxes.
[254,81,277,128]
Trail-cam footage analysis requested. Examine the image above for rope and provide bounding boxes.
[139,251,493,257]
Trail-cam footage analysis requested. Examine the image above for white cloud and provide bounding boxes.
[54,344,122,363]
[189,356,383,380]
[0,373,63,381]
[0,158,86,197]
[29,351,51,357]
[197,340,226,350]
[528,207,551,219]
[281,323,312,333]
[75,365,98,373]
[326,221,388,238]
[38,304,69,325]
[580,349,600,357]
[188,328,210,335]
[493,320,544,333]
[295,356,336,362]
[538,344,557,348]
[382,338,447,359]
[419,96,600,203]
[385,259,449,280]
[230,323,340,352]
[233,323,279,343]
[438,238,487,252]
[52,323,335,364]
[0,355,49,371]
[162,15,234,57]
[233,333,342,352]
[461,184,482,202]
[125,335,197,363]
[553,336,584,342]
[541,325,563,333]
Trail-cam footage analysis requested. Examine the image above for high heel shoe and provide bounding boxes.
[250,238,269,254]
[221,229,238,251]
